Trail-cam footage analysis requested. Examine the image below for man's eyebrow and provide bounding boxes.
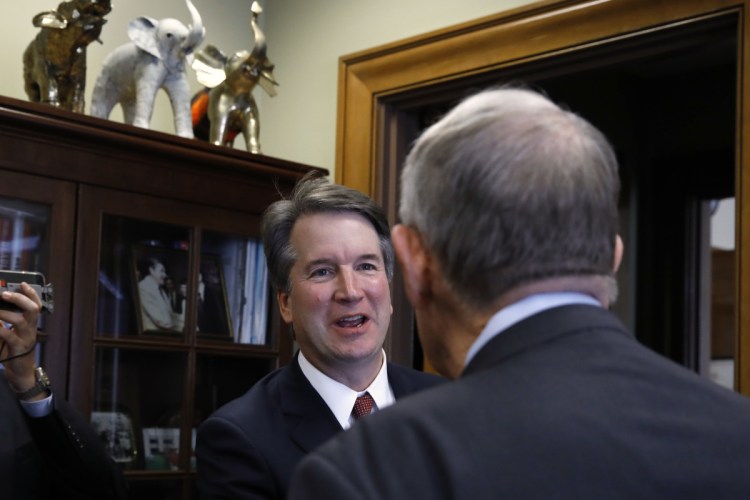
[359,253,384,262]
[303,258,335,271]
[301,254,383,270]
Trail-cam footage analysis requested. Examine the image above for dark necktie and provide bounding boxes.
[352,392,375,420]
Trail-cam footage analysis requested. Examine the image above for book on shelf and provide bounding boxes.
[251,246,269,344]
[0,208,44,272]
[239,240,268,345]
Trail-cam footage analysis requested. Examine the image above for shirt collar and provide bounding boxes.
[464,291,601,367]
[298,349,395,429]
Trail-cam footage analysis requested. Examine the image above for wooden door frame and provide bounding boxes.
[335,0,750,394]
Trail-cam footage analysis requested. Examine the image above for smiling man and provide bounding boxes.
[195,173,443,500]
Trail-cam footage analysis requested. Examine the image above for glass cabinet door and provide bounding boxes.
[0,171,75,388]
[97,214,191,340]
[0,197,51,368]
[71,186,287,499]
[92,347,187,471]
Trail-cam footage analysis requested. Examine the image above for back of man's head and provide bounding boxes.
[399,87,620,310]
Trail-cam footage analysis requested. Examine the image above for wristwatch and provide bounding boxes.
[14,366,51,401]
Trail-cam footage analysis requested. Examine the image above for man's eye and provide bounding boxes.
[310,268,332,278]
[359,263,377,271]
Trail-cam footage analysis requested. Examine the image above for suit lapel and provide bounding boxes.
[277,357,344,454]
[387,362,422,399]
[464,304,631,376]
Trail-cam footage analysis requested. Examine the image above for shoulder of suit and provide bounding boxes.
[205,366,286,419]
[387,362,446,387]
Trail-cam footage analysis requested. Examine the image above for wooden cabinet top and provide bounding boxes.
[0,95,326,213]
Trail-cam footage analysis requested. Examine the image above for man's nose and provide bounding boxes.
[334,269,363,301]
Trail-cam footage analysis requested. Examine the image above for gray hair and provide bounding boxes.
[261,173,394,294]
[399,87,620,310]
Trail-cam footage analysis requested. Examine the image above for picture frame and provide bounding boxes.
[142,427,198,471]
[197,253,233,339]
[91,410,139,467]
[131,245,189,335]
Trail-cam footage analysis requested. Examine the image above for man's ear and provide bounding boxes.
[277,290,293,324]
[391,224,432,307]
[613,234,624,273]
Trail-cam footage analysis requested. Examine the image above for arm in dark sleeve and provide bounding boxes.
[24,393,127,500]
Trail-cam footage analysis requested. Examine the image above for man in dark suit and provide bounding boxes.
[196,175,443,499]
[0,282,125,500]
[288,87,750,499]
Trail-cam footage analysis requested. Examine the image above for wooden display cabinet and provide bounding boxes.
[0,95,325,498]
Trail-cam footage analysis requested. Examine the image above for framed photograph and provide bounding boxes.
[197,254,233,338]
[132,245,189,335]
[91,410,139,467]
[142,427,198,471]
[142,427,179,471]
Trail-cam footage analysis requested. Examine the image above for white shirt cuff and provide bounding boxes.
[19,392,54,418]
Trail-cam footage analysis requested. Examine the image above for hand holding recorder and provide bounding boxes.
[0,271,53,401]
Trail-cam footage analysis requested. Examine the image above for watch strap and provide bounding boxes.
[13,366,51,401]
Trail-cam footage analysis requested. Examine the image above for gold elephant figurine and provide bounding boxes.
[191,1,277,154]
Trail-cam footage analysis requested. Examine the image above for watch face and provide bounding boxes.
[36,367,50,386]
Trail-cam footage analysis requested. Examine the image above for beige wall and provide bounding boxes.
[4,0,535,176]
[258,0,535,174]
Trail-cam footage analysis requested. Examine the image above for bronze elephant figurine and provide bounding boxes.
[23,0,112,113]
[191,1,277,154]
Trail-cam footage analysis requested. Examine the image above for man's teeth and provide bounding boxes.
[337,315,365,327]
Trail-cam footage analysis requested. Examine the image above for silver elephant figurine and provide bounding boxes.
[90,0,205,138]
[23,0,112,113]
[191,1,277,154]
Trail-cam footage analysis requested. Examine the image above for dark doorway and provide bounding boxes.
[382,13,738,378]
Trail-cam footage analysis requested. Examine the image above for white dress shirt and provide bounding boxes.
[464,292,602,367]
[20,393,53,417]
[298,350,395,429]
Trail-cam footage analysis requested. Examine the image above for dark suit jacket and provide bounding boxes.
[196,354,444,499]
[0,380,126,500]
[289,305,750,500]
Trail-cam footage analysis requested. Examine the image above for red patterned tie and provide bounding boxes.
[352,392,374,420]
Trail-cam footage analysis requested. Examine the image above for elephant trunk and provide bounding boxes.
[183,0,205,55]
[249,1,267,61]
